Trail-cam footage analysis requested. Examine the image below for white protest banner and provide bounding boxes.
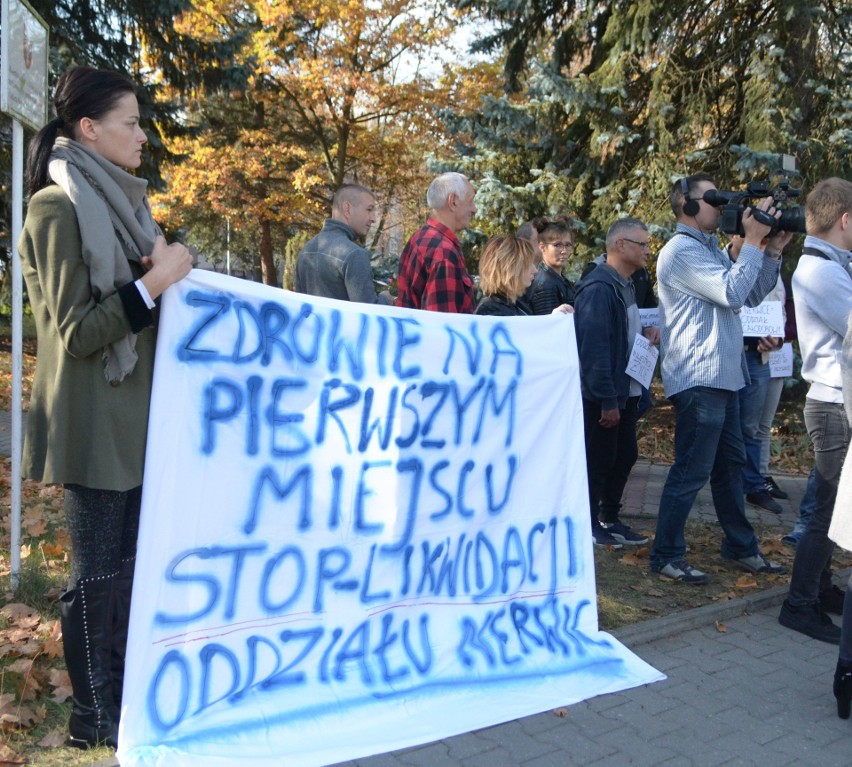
[117,270,664,767]
[740,301,784,338]
[769,342,794,378]
[638,307,660,328]
[626,333,659,390]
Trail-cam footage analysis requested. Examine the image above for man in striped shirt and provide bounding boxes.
[396,173,477,313]
[650,173,791,583]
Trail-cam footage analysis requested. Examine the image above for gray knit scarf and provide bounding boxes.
[48,137,162,383]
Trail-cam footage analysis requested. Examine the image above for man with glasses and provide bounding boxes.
[575,218,654,549]
[581,241,658,315]
[650,174,790,583]
[526,219,577,313]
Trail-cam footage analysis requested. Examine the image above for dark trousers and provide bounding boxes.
[787,400,850,607]
[583,396,641,525]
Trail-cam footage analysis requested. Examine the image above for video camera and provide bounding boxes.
[701,155,806,237]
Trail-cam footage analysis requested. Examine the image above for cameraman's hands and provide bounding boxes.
[140,236,193,299]
[765,230,794,258]
[742,197,778,248]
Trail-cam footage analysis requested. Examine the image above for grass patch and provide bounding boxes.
[1,556,66,619]
[595,518,852,631]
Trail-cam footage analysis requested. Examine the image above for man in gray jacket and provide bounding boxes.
[295,184,391,304]
[779,177,852,643]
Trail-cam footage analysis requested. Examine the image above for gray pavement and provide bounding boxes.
[14,423,836,766]
[336,597,850,767]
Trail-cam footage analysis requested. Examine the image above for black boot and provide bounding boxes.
[60,576,120,749]
[834,660,852,720]
[111,557,135,711]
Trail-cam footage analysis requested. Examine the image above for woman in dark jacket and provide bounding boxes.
[526,220,576,314]
[475,236,573,317]
[19,67,192,748]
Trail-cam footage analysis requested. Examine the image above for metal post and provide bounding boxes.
[10,117,23,588]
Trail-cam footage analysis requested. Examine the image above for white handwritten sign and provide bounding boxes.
[769,342,794,378]
[740,301,784,338]
[638,307,660,328]
[117,271,664,767]
[626,333,660,390]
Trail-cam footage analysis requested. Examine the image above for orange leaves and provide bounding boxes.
[0,603,69,746]
[734,575,759,590]
[618,547,649,567]
[47,669,73,703]
[0,603,40,628]
[0,742,26,764]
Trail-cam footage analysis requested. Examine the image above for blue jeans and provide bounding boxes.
[791,466,817,535]
[739,350,771,493]
[651,386,760,568]
[787,400,851,607]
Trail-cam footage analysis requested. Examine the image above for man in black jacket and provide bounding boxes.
[575,218,653,549]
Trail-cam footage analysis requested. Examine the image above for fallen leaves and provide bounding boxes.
[619,548,649,567]
[0,742,25,764]
[552,707,569,717]
[715,620,727,633]
[0,601,71,734]
[735,575,759,590]
[0,703,44,730]
[37,729,67,748]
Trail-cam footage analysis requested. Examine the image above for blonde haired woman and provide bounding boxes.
[475,235,572,316]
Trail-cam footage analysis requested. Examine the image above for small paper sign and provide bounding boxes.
[740,301,784,338]
[769,342,794,378]
[626,333,659,389]
[638,308,660,328]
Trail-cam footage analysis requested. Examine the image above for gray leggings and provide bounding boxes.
[63,484,141,585]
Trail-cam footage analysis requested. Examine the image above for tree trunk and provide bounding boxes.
[259,218,277,286]
[776,0,817,140]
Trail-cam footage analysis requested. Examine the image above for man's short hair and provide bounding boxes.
[670,173,714,217]
[537,220,573,244]
[517,217,547,240]
[806,178,852,235]
[426,172,471,210]
[606,217,647,251]
[478,235,540,302]
[517,221,536,241]
[332,184,374,214]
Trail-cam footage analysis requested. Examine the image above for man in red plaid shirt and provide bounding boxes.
[396,172,477,313]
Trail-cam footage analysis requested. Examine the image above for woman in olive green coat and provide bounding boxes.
[19,66,192,749]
